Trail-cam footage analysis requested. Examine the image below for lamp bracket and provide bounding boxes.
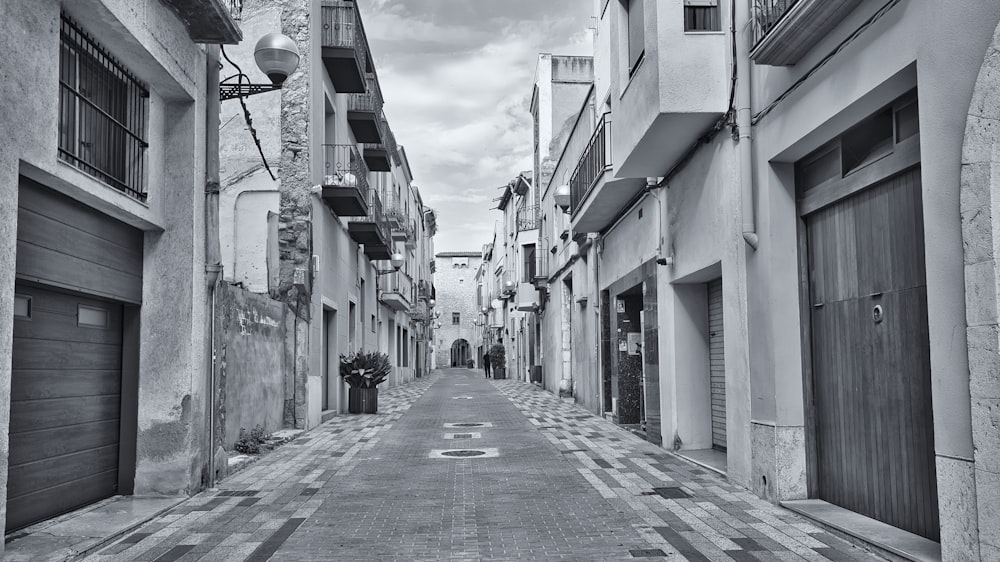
[220,78,282,101]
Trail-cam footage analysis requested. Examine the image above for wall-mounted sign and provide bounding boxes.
[616,299,625,313]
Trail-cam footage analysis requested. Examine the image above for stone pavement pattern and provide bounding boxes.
[83,369,882,561]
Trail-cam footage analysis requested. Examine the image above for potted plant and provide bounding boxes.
[339,350,391,413]
[489,343,506,380]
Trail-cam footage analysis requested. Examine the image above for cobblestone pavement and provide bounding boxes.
[82,369,881,561]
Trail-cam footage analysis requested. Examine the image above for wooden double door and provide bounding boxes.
[805,167,939,540]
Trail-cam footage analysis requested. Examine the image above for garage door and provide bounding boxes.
[8,179,142,531]
[708,279,726,451]
[9,284,123,530]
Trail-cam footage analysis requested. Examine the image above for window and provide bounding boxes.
[14,295,31,320]
[684,0,720,32]
[452,312,461,325]
[59,14,148,201]
[625,0,645,76]
[523,244,537,282]
[402,328,409,367]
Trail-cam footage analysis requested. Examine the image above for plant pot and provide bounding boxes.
[348,387,378,414]
[493,366,506,380]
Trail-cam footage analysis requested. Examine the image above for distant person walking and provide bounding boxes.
[483,352,491,378]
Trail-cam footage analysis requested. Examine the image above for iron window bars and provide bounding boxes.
[59,14,149,202]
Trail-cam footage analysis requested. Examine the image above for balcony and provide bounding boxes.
[363,117,392,172]
[612,5,728,179]
[417,280,432,301]
[382,190,405,230]
[321,144,369,216]
[569,113,644,233]
[320,0,369,93]
[533,238,550,288]
[161,0,242,43]
[379,271,411,312]
[750,0,865,66]
[515,283,539,312]
[347,189,392,260]
[405,219,418,250]
[347,73,384,143]
[516,205,540,232]
[410,300,429,322]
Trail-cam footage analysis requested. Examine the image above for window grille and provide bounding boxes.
[59,14,149,201]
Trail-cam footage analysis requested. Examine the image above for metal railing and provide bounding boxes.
[226,0,243,20]
[534,237,549,285]
[382,190,407,225]
[321,1,369,75]
[749,0,799,48]
[516,205,540,232]
[59,14,149,201]
[322,144,369,193]
[384,125,399,164]
[569,112,611,215]
[348,73,383,115]
[348,188,389,242]
[381,270,413,302]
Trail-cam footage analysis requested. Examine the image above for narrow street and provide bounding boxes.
[85,371,876,561]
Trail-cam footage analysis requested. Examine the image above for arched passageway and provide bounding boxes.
[450,339,471,367]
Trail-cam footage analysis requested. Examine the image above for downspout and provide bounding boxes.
[735,0,758,250]
[647,180,673,267]
[205,45,224,488]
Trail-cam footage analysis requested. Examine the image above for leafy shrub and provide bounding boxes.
[340,350,392,388]
[233,424,270,455]
[489,343,506,371]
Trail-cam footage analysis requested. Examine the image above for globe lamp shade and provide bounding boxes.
[389,253,405,270]
[554,184,571,212]
[254,33,300,85]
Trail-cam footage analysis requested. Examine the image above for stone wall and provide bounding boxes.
[434,254,484,367]
[961,21,1000,560]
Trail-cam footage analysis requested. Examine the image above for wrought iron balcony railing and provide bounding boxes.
[749,0,798,49]
[516,205,540,232]
[323,144,370,193]
[349,73,384,115]
[569,112,612,215]
[321,1,369,74]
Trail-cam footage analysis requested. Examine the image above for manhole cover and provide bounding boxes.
[429,447,498,459]
[440,450,486,457]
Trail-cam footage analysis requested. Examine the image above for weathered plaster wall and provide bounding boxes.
[215,283,289,449]
[0,0,213,503]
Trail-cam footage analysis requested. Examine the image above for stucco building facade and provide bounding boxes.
[218,0,437,432]
[0,0,242,539]
[487,0,1000,558]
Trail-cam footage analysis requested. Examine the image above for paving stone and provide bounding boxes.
[81,370,880,561]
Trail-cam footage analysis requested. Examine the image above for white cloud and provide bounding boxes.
[356,0,593,252]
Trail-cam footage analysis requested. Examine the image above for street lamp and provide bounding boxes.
[554,184,571,212]
[220,33,301,100]
[374,253,405,275]
[218,33,300,182]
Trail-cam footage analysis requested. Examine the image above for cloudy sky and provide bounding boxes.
[355,0,594,253]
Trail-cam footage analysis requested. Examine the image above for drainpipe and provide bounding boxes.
[205,45,224,488]
[735,0,758,250]
[646,179,673,267]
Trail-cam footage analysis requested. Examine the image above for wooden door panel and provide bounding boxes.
[806,166,938,540]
